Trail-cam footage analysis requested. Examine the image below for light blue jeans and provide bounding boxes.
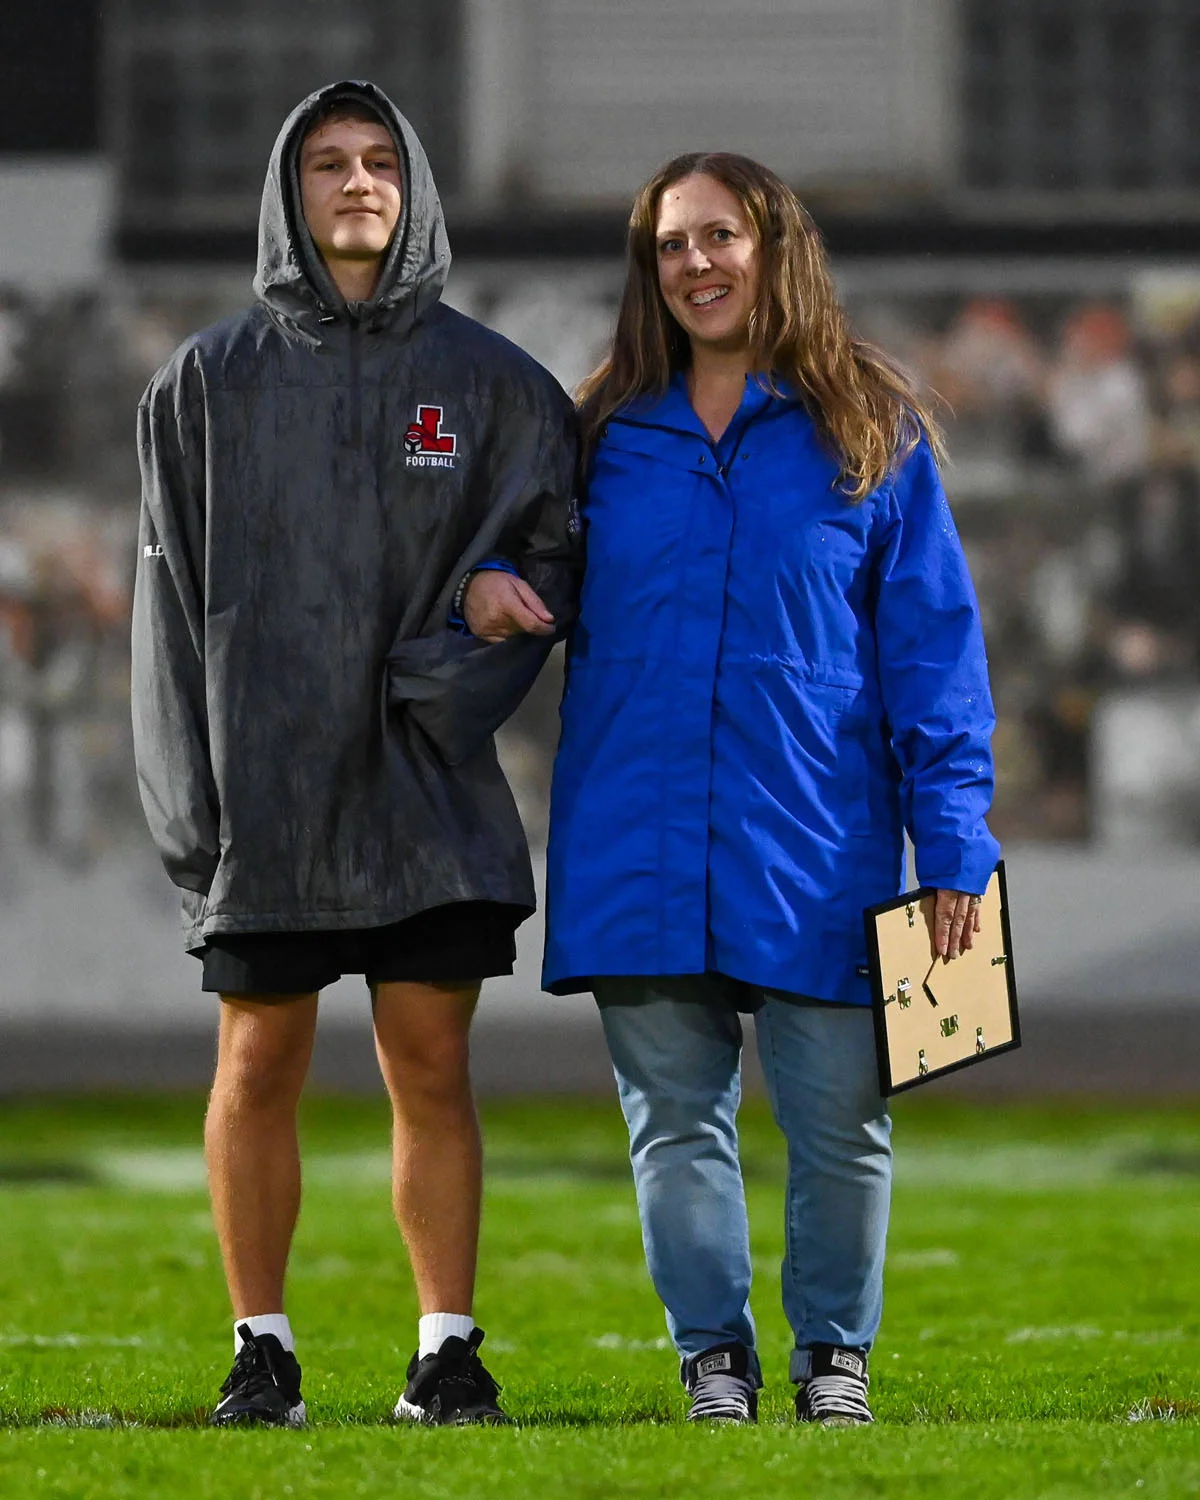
[595,974,892,1385]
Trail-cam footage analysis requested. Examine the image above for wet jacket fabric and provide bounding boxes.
[543,374,999,1005]
[132,80,580,951]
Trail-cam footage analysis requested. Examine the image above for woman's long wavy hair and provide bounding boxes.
[577,152,943,499]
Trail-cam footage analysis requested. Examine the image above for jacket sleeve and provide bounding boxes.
[386,399,582,766]
[873,438,1001,894]
[130,360,220,894]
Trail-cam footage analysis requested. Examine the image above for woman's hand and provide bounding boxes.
[933,889,982,960]
[463,570,555,643]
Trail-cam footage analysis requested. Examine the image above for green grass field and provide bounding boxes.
[0,1093,1197,1498]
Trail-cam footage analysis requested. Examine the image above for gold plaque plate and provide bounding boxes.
[865,862,1020,1095]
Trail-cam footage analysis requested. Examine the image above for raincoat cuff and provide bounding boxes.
[914,833,1001,896]
[448,558,520,635]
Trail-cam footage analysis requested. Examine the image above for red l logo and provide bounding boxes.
[404,405,457,455]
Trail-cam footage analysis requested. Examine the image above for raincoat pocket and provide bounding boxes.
[385,630,551,767]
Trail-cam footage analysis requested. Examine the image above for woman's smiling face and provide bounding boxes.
[655,173,760,355]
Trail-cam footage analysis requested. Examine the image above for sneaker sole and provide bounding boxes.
[393,1395,434,1424]
[392,1395,508,1426]
[211,1399,307,1429]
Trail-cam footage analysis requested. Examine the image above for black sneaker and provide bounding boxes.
[210,1325,306,1428]
[393,1327,508,1425]
[681,1342,759,1424]
[794,1343,873,1426]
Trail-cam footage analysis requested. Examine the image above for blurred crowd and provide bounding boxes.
[851,286,1200,842]
[1,268,1199,866]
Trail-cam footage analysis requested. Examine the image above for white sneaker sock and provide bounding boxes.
[234,1314,295,1355]
[418,1312,475,1359]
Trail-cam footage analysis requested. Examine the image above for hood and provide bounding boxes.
[253,79,451,340]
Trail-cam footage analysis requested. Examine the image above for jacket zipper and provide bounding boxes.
[348,316,362,447]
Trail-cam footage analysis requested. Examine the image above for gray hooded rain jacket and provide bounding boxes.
[131,80,581,951]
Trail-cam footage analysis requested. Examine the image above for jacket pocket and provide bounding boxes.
[385,630,553,767]
[758,661,878,839]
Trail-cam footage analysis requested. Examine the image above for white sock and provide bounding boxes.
[418,1312,475,1359]
[234,1314,295,1355]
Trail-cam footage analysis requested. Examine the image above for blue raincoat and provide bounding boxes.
[543,374,1000,1005]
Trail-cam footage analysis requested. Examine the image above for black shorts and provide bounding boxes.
[195,901,524,997]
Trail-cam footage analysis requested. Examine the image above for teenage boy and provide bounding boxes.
[132,79,578,1427]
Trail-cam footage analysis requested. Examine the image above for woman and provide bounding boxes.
[530,154,1001,1426]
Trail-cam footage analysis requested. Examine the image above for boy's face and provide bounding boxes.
[299,117,403,271]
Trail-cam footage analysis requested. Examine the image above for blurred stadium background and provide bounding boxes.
[0,0,1198,1095]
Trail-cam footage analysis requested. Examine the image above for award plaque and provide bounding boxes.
[865,861,1020,1095]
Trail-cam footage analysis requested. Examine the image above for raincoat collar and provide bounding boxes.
[618,371,796,447]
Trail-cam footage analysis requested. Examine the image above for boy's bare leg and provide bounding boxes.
[371,981,482,1315]
[205,994,319,1317]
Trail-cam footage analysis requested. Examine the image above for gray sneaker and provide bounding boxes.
[794,1344,873,1426]
[682,1342,759,1424]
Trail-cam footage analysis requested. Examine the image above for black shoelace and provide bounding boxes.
[439,1350,498,1406]
[413,1332,499,1412]
[221,1328,292,1400]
